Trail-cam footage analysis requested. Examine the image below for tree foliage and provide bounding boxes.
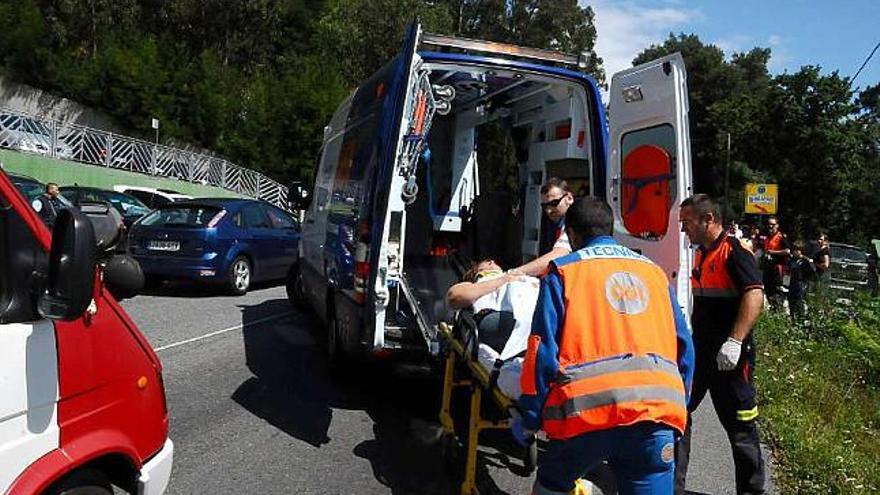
[1,2,876,245]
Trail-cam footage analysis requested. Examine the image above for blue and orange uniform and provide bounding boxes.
[520,236,694,495]
[674,233,766,495]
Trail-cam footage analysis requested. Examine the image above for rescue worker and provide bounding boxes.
[32,182,65,228]
[514,178,573,276]
[675,194,766,495]
[514,196,695,495]
[762,215,789,309]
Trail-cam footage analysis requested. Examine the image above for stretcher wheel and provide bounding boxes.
[523,441,537,474]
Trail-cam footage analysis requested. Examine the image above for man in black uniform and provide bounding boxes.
[675,194,766,495]
[32,182,65,228]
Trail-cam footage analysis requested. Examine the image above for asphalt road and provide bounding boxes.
[122,282,774,494]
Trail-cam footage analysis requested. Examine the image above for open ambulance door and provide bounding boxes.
[368,21,437,351]
[607,53,694,316]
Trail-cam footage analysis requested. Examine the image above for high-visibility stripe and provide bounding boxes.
[696,288,738,298]
[559,354,681,384]
[521,335,541,395]
[544,386,686,421]
[736,406,759,421]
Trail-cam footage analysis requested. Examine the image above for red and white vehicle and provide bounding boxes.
[0,168,173,495]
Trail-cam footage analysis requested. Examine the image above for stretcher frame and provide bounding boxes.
[437,320,537,495]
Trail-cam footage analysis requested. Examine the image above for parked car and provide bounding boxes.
[0,113,73,159]
[129,198,300,294]
[60,185,151,228]
[113,185,193,208]
[828,242,871,292]
[8,173,74,208]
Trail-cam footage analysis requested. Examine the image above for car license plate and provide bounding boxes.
[148,240,180,252]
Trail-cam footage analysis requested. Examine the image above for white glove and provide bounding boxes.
[717,337,743,371]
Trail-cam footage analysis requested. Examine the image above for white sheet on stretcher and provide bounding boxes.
[471,274,540,399]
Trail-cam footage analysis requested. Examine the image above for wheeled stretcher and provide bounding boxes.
[437,312,537,495]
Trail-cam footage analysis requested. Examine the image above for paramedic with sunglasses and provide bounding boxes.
[514,178,575,276]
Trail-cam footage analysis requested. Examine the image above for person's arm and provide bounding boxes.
[514,247,570,277]
[728,240,765,341]
[446,274,512,309]
[767,235,791,257]
[519,265,565,432]
[730,289,763,341]
[668,286,694,404]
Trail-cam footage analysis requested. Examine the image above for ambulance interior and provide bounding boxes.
[395,63,597,333]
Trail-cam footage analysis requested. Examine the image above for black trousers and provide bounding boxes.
[674,335,765,495]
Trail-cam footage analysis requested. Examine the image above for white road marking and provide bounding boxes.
[155,311,295,352]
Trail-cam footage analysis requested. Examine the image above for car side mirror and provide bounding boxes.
[38,209,97,320]
[287,181,311,211]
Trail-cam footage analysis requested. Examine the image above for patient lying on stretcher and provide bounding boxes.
[446,259,541,400]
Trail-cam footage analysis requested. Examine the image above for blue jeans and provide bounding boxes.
[535,422,676,495]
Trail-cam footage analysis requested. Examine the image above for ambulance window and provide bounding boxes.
[0,190,45,324]
[619,124,676,240]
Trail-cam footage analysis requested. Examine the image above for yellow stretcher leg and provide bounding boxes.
[462,385,482,494]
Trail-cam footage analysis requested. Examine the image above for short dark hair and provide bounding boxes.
[46,182,58,191]
[680,194,722,224]
[565,197,613,238]
[540,177,570,195]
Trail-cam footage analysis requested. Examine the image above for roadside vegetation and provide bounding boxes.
[756,289,880,493]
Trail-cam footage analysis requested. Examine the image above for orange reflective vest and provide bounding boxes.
[531,245,688,439]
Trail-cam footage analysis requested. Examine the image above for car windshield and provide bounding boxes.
[11,180,43,202]
[141,205,222,228]
[831,245,868,263]
[106,192,150,217]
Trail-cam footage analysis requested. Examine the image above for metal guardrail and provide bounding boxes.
[0,107,288,208]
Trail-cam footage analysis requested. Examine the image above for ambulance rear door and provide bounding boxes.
[607,53,694,315]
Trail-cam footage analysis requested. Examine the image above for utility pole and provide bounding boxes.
[724,132,731,219]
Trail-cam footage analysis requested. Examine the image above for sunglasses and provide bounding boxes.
[541,197,566,209]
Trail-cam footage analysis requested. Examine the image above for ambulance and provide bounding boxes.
[0,168,172,494]
[288,22,693,363]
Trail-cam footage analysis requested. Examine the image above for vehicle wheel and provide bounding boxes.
[143,275,163,291]
[228,256,251,295]
[286,262,308,309]
[45,469,113,495]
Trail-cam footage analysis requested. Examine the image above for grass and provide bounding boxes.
[755,289,880,493]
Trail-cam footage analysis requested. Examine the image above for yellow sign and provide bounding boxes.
[744,183,778,214]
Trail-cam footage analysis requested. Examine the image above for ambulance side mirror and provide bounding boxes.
[38,209,97,321]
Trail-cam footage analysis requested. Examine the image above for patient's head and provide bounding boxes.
[464,259,503,283]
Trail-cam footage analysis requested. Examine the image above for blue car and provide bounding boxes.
[130,198,300,294]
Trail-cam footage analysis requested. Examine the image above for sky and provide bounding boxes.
[588,0,880,91]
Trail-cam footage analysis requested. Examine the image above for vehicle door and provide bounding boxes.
[238,203,276,279]
[358,21,434,350]
[0,174,60,493]
[607,53,694,316]
[265,204,301,272]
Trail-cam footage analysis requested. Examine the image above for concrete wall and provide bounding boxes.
[0,149,240,198]
[0,75,122,131]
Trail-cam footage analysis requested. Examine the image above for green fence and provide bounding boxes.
[0,149,241,198]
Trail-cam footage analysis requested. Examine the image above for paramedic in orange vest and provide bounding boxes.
[675,194,766,495]
[762,216,790,309]
[514,197,695,495]
[515,178,574,276]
